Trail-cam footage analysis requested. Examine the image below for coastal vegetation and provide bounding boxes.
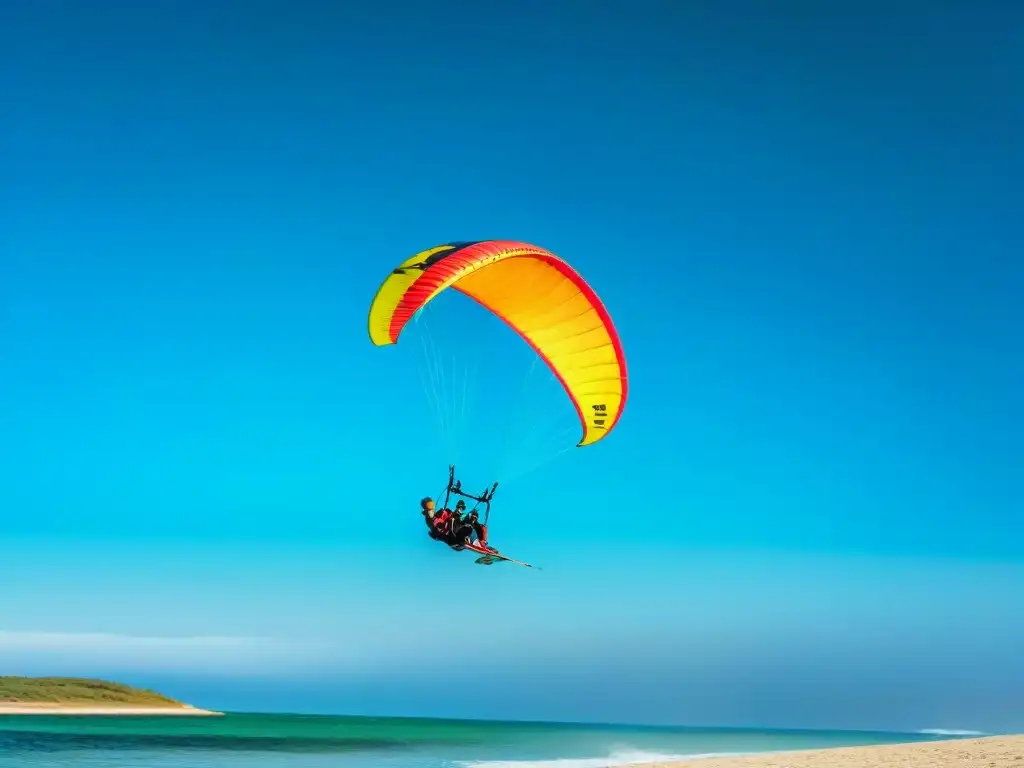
[0,676,185,707]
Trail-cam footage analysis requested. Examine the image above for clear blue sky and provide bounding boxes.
[2,0,1022,734]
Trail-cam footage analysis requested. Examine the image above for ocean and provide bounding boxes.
[0,713,974,768]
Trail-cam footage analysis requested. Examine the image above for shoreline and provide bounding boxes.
[0,703,223,716]
[636,735,1024,767]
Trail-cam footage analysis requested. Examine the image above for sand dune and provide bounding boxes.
[639,735,1023,768]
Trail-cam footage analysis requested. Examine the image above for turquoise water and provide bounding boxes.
[0,713,967,768]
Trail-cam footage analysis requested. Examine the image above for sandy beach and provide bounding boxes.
[0,702,223,716]
[639,735,1024,768]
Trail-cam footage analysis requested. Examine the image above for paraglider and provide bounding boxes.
[419,465,534,567]
[368,240,628,566]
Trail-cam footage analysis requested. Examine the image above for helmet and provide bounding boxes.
[420,497,433,508]
[455,499,466,510]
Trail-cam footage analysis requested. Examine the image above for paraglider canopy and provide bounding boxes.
[367,240,628,447]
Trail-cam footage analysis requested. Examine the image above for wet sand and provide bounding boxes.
[638,735,1023,768]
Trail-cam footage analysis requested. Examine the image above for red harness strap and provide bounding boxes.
[433,510,454,536]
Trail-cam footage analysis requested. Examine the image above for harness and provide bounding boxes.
[423,465,497,547]
[436,464,498,527]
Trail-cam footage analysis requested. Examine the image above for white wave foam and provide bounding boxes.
[456,748,748,768]
[917,729,986,737]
